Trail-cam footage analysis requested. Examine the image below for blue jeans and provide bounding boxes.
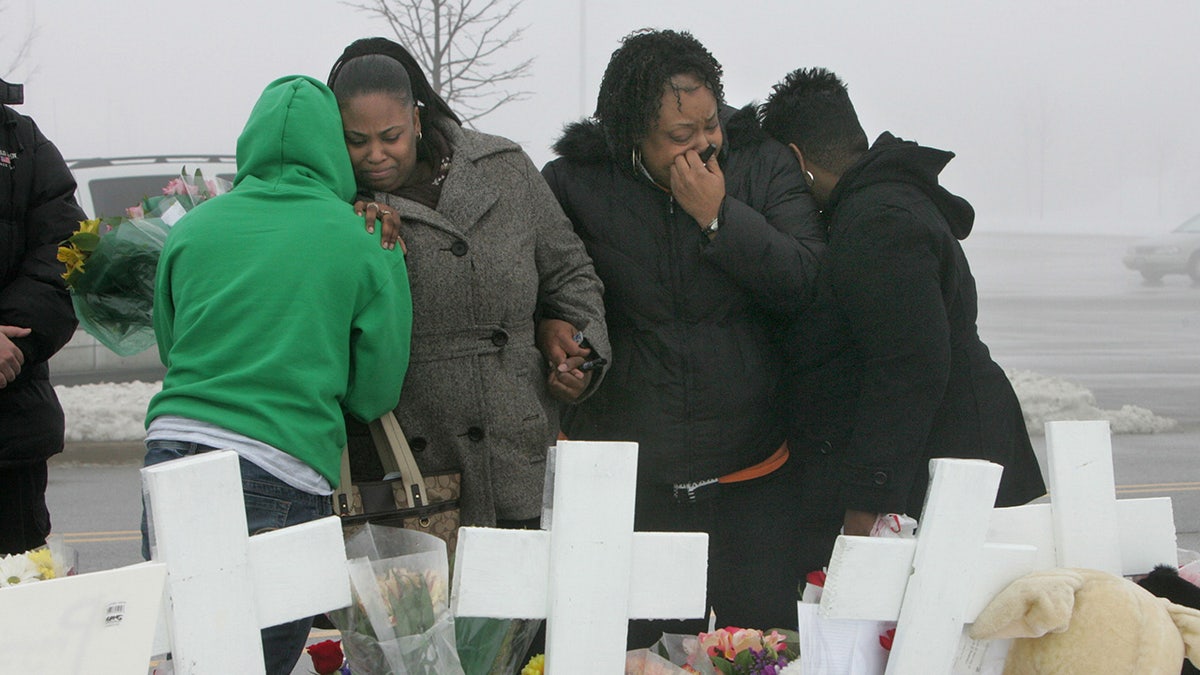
[141,440,333,675]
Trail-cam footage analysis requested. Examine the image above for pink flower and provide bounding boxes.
[162,178,188,195]
[125,205,145,219]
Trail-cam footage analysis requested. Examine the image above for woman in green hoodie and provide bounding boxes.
[142,75,412,675]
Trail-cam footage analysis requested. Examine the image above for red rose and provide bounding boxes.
[306,639,345,674]
[879,628,896,651]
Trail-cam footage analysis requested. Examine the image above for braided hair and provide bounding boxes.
[594,29,724,174]
[327,37,461,128]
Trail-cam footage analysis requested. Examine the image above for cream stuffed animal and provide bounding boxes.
[969,568,1200,675]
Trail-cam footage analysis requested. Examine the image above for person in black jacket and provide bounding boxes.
[0,87,84,555]
[759,68,1045,552]
[541,30,825,646]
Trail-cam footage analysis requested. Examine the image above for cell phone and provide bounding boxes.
[699,144,717,163]
[579,357,608,372]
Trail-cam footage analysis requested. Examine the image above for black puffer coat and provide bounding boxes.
[542,105,825,485]
[785,132,1046,519]
[0,105,83,466]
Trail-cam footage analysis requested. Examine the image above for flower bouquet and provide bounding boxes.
[0,536,77,587]
[57,168,231,356]
[627,627,799,675]
[329,524,466,675]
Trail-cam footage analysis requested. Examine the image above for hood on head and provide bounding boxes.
[844,132,975,240]
[233,75,356,203]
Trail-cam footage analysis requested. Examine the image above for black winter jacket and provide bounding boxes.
[0,105,83,466]
[542,105,825,485]
[785,132,1045,519]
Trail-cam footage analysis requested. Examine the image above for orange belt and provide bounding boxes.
[719,442,789,483]
[555,432,789,484]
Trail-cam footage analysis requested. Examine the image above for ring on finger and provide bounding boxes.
[367,202,379,210]
[379,210,392,216]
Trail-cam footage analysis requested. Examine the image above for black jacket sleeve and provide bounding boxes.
[0,114,84,380]
[699,135,826,319]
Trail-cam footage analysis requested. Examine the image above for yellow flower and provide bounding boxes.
[76,218,102,236]
[520,653,544,675]
[57,244,87,281]
[25,548,57,580]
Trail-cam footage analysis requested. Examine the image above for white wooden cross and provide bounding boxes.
[450,440,709,674]
[986,420,1178,575]
[0,562,167,674]
[815,459,1040,675]
[811,420,1180,675]
[141,450,351,673]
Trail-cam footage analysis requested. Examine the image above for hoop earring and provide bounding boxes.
[632,147,644,171]
[803,170,815,187]
[417,131,423,141]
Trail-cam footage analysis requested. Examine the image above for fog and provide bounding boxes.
[5,0,1200,236]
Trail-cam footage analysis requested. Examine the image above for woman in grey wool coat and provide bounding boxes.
[329,38,609,527]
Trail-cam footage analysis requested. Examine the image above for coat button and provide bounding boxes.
[490,330,509,347]
[466,427,485,442]
[410,437,427,452]
[450,240,469,257]
[872,471,888,485]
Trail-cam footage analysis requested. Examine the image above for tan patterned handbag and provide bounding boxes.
[334,412,461,553]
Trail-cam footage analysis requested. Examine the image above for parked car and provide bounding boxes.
[1122,213,1200,283]
[50,155,236,385]
[67,154,237,218]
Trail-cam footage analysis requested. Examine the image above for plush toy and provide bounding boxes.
[969,568,1200,675]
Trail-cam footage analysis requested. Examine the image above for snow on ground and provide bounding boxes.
[1007,370,1177,435]
[56,374,1177,443]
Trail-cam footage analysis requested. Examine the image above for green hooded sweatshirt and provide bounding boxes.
[147,75,412,485]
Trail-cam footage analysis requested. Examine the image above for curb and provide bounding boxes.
[51,441,145,466]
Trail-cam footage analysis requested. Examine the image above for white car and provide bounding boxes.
[51,155,236,385]
[1123,213,1200,284]
[68,154,237,218]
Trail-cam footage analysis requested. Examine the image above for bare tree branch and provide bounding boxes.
[1,2,38,77]
[341,0,533,126]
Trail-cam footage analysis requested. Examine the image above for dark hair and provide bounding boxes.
[759,67,868,175]
[327,37,460,127]
[594,29,724,173]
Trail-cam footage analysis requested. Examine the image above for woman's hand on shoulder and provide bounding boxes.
[353,199,407,253]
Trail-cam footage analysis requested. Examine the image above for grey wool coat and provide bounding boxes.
[371,120,609,526]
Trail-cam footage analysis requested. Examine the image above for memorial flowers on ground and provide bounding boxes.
[0,537,76,587]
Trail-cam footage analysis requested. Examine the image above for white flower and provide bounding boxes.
[779,661,803,675]
[0,553,43,586]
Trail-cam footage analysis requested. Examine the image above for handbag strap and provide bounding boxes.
[367,412,427,508]
[336,445,354,516]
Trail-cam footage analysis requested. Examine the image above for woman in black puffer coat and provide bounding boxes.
[541,29,826,646]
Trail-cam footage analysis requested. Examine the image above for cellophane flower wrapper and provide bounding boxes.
[70,216,169,356]
[625,646,698,675]
[330,524,465,675]
[67,170,231,357]
[646,633,716,675]
[455,616,541,675]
